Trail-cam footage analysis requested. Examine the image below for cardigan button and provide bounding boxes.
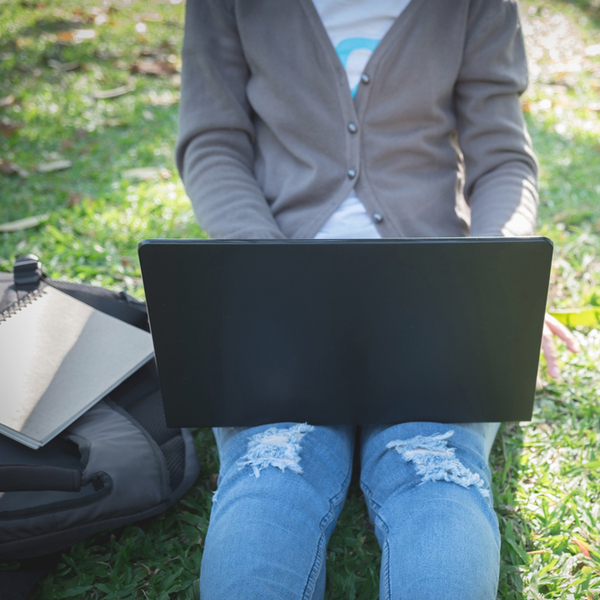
[347,122,357,134]
[347,168,357,179]
[361,73,370,84]
[373,212,384,224]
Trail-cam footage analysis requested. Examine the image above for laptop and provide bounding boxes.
[138,237,552,427]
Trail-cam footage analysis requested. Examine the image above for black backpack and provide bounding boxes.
[0,255,200,599]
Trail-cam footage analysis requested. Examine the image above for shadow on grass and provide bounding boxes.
[325,476,380,600]
[18,19,85,35]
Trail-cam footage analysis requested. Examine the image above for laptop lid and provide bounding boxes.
[138,237,552,427]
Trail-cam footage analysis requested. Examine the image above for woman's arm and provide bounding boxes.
[454,1,582,382]
[176,0,286,239]
[454,0,538,238]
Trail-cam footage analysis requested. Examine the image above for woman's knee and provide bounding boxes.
[379,491,500,600]
[201,423,355,600]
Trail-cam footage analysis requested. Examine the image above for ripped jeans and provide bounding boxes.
[200,421,500,600]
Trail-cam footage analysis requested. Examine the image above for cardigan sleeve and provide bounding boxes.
[175,0,286,239]
[455,0,538,237]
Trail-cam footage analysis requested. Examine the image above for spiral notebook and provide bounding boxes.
[0,285,154,449]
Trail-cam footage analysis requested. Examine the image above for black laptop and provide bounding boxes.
[138,238,552,427]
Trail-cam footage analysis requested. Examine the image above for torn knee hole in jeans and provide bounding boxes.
[237,423,314,478]
[386,431,490,498]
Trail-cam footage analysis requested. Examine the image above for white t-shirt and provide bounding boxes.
[312,0,412,239]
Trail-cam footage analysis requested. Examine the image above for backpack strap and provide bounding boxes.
[46,280,149,330]
[0,465,82,492]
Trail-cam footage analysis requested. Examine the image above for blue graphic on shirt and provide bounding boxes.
[335,37,379,97]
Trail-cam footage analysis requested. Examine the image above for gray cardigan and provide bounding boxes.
[176,0,538,240]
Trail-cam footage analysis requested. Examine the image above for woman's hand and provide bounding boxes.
[537,312,581,388]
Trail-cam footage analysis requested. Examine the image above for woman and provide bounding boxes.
[176,1,578,597]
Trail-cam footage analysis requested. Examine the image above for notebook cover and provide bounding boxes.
[0,285,154,448]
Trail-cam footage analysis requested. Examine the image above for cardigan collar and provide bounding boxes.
[297,0,426,108]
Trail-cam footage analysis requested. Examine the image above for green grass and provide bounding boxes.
[1,0,599,598]
[0,0,202,295]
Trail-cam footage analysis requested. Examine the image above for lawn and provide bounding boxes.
[0,0,599,598]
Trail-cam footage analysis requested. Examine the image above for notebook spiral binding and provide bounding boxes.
[0,288,46,323]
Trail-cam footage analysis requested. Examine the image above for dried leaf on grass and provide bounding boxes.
[0,118,23,136]
[572,539,591,559]
[15,37,32,49]
[0,95,16,108]
[131,58,177,77]
[122,167,171,181]
[36,159,72,173]
[48,59,80,72]
[0,214,48,233]
[103,117,128,127]
[68,192,83,207]
[141,13,163,22]
[147,90,179,106]
[93,80,136,99]
[57,29,98,44]
[0,159,28,177]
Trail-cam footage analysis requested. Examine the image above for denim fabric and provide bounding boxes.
[200,421,500,600]
[360,422,500,600]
